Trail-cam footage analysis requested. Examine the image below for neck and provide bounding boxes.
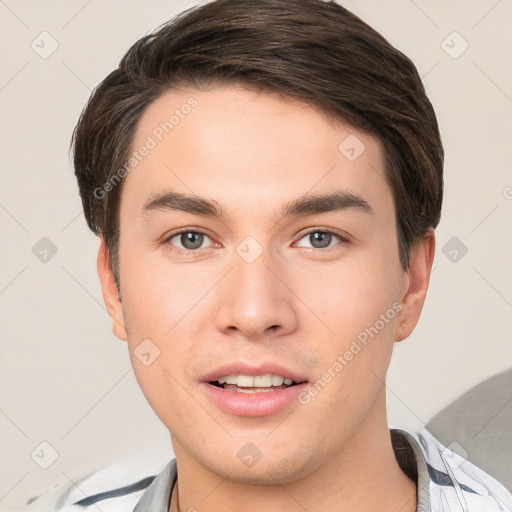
[169,392,417,512]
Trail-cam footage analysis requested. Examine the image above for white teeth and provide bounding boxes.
[253,374,273,387]
[236,375,254,387]
[215,373,295,388]
[271,375,284,386]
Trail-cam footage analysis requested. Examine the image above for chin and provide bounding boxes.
[199,443,319,485]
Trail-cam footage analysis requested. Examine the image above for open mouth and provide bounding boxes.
[202,374,309,416]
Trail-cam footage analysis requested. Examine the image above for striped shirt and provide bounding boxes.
[19,428,512,511]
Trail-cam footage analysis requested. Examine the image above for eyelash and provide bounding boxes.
[163,227,350,255]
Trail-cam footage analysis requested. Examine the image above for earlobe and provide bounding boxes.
[395,228,436,342]
[97,237,128,341]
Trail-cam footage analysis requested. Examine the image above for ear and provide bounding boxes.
[395,228,435,342]
[97,236,128,341]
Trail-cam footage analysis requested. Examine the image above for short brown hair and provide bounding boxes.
[71,0,443,289]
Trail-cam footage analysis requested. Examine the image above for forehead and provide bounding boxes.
[121,84,393,225]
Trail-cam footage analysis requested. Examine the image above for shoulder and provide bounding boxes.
[16,460,164,512]
[400,427,512,512]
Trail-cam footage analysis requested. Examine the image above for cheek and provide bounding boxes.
[118,245,217,416]
[298,265,400,427]
[119,241,214,334]
[129,358,201,437]
[303,254,402,336]
[294,244,403,395]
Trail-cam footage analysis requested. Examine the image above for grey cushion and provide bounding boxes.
[426,367,512,491]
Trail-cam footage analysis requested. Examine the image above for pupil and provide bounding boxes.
[182,232,203,249]
[311,231,331,249]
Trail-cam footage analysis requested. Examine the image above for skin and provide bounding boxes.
[97,84,435,512]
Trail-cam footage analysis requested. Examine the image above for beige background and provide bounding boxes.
[1,0,511,509]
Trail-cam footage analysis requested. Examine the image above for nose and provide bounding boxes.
[214,247,298,341]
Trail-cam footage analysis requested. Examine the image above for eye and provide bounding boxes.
[164,229,216,254]
[295,228,349,250]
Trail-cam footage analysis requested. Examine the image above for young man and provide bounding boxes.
[26,0,511,511]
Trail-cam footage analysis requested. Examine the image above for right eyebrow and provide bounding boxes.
[141,191,225,218]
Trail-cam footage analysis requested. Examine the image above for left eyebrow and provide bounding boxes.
[280,190,374,218]
[141,189,373,220]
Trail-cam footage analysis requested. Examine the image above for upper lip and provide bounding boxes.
[200,361,309,384]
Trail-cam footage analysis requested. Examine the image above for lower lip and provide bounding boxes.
[200,382,309,417]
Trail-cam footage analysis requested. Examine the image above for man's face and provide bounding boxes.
[104,84,416,483]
